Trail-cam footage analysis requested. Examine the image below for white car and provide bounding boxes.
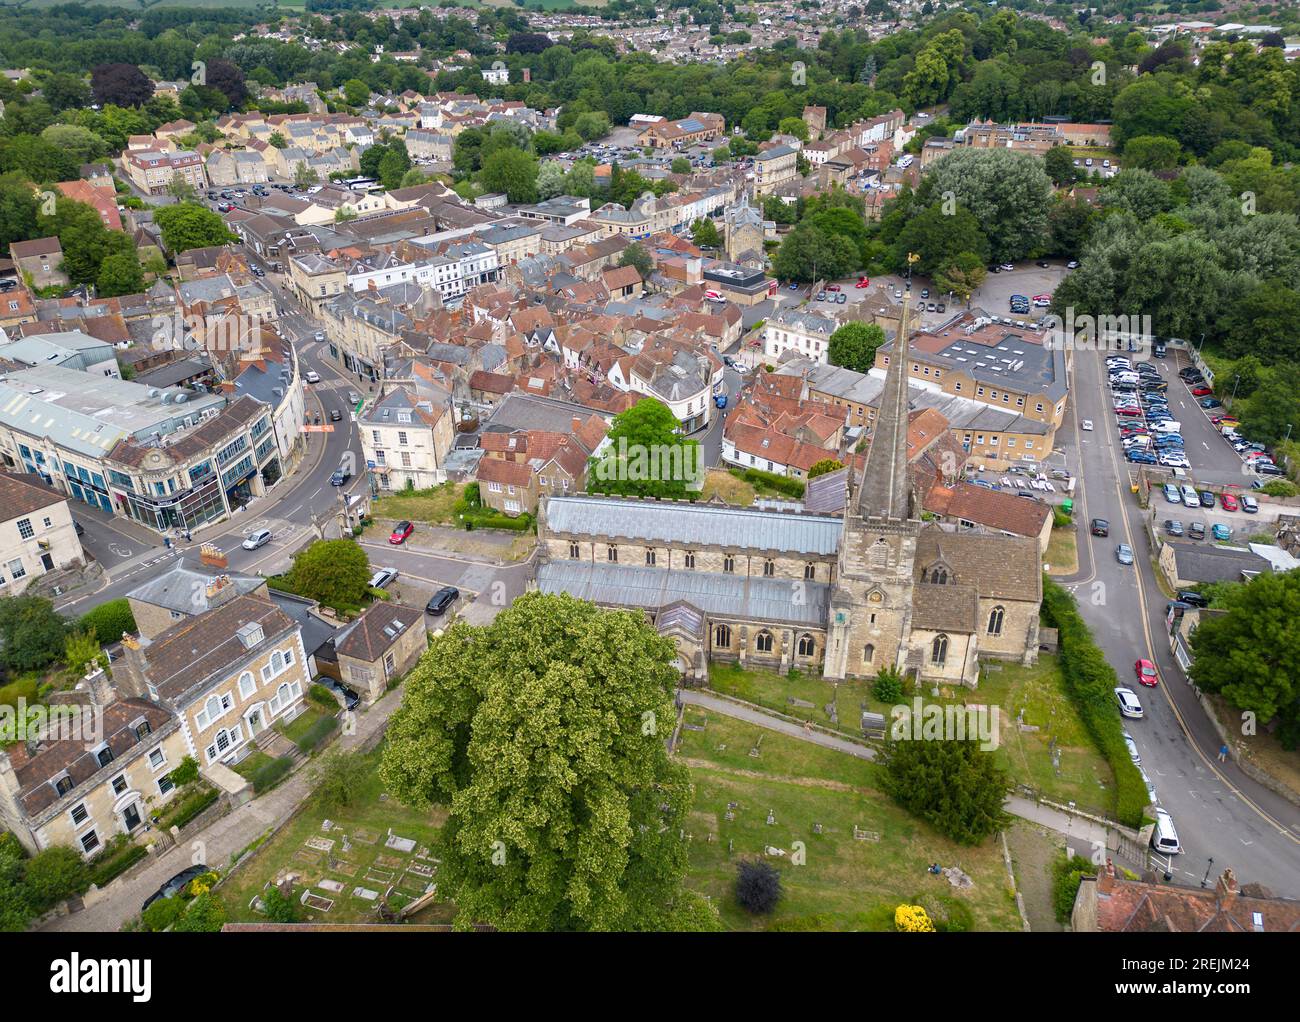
[314,331,325,342]
[1080,419,1093,431]
[369,568,398,589]
[1158,454,1190,468]
[1115,686,1144,719]
[1138,766,1158,805]
[998,262,1014,271]
[305,370,321,384]
[733,363,751,375]
[242,528,273,551]
[1122,730,1141,764]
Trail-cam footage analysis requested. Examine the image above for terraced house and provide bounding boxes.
[116,593,309,770]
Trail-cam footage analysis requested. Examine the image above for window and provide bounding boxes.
[384,651,396,675]
[755,630,774,654]
[7,559,25,581]
[607,544,618,562]
[763,559,775,577]
[80,830,100,854]
[135,721,151,739]
[645,548,656,566]
[987,606,1005,637]
[797,633,815,657]
[684,550,695,569]
[723,554,735,573]
[931,634,949,666]
[239,671,256,699]
[713,623,731,648]
[55,775,73,796]
[157,775,175,796]
[17,518,33,540]
[95,746,113,768]
[804,562,815,580]
[398,431,409,446]
[112,774,128,795]
[569,541,580,559]
[928,566,948,585]
[149,748,166,770]
[70,803,89,826]
[863,643,875,665]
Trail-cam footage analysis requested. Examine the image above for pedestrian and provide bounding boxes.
[1218,744,1229,762]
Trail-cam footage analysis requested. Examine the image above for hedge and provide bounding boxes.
[293,715,339,756]
[307,683,338,710]
[1040,578,1151,828]
[78,599,137,646]
[156,784,219,831]
[87,836,147,888]
[250,756,295,793]
[729,467,806,498]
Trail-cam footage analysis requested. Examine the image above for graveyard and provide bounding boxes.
[218,748,453,926]
[706,654,1115,820]
[675,713,1024,931]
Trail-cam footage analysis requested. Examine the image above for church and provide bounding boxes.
[533,295,1043,688]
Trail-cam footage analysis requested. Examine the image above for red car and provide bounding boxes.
[1135,659,1159,688]
[1190,386,1213,397]
[826,284,841,292]
[1220,493,1239,512]
[389,520,414,545]
[855,277,871,288]
[1115,406,1141,417]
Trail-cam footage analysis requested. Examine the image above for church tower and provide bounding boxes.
[824,265,922,681]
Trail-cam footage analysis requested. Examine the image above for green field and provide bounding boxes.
[707,654,1118,819]
[676,713,1022,931]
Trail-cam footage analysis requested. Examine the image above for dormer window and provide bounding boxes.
[94,745,114,768]
[237,622,265,650]
[54,775,74,797]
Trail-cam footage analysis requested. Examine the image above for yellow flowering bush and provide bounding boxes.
[895,904,935,932]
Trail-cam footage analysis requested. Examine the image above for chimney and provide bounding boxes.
[1216,868,1239,901]
[199,543,228,569]
[686,256,702,285]
[82,664,118,707]
[522,68,531,83]
[116,632,152,700]
[205,573,240,609]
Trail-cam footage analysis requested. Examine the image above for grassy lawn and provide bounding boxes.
[1209,693,1300,799]
[219,747,453,926]
[676,714,1022,931]
[698,468,755,506]
[708,662,870,735]
[232,750,274,784]
[371,482,465,524]
[710,655,1116,819]
[276,706,331,745]
[1045,525,1078,576]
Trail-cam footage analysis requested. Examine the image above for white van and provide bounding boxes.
[1151,808,1182,854]
[1151,421,1182,434]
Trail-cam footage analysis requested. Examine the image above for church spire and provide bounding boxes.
[856,254,917,522]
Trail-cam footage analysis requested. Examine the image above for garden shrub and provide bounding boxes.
[140,895,186,932]
[87,836,147,888]
[1051,853,1098,924]
[293,715,339,756]
[307,683,338,710]
[78,599,137,646]
[251,756,295,793]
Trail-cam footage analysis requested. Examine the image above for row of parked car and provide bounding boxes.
[1180,364,1287,477]
[1110,357,1186,468]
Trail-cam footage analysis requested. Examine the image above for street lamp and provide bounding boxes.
[1286,424,1293,445]
[1231,374,1240,403]
[1200,856,1215,889]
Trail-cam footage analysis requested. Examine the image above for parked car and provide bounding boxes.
[837,293,847,304]
[1164,519,1184,536]
[142,865,211,913]
[242,528,273,551]
[855,277,870,288]
[1134,659,1159,687]
[369,568,398,589]
[1188,522,1205,540]
[1115,543,1134,565]
[1212,523,1232,541]
[1199,397,1223,409]
[1080,419,1093,431]
[1190,386,1213,397]
[389,520,414,545]
[1090,518,1109,537]
[1176,590,1209,608]
[330,467,350,486]
[1162,483,1181,503]
[1066,260,1079,268]
[1151,808,1181,854]
[1123,731,1141,765]
[1115,686,1144,719]
[1198,490,1216,508]
[426,585,460,616]
[1242,495,1259,513]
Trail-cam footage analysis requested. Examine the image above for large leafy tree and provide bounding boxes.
[880,736,1010,845]
[926,148,1052,264]
[154,202,235,254]
[933,251,987,307]
[479,147,538,204]
[89,63,153,109]
[772,223,858,283]
[889,203,988,278]
[0,594,67,672]
[589,397,700,498]
[282,539,372,612]
[827,322,885,373]
[204,59,248,111]
[1190,571,1300,746]
[380,593,716,931]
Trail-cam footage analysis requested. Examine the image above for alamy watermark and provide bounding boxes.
[150,310,275,354]
[1042,307,1155,353]
[890,697,1000,751]
[593,439,706,491]
[0,699,103,748]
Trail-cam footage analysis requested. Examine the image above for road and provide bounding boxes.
[1064,348,1300,895]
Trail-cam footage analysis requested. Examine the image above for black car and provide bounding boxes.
[142,864,210,913]
[426,586,460,616]
[1090,518,1109,537]
[73,520,84,537]
[321,677,360,710]
[1176,590,1210,608]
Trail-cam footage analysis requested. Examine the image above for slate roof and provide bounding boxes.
[334,602,422,662]
[537,561,828,626]
[127,560,265,615]
[544,495,842,556]
[913,523,1042,602]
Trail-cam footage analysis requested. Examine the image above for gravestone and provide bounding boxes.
[318,879,345,894]
[813,822,823,834]
[787,697,815,709]
[352,887,380,901]
[766,809,775,826]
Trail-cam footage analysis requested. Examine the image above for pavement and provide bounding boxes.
[42,680,404,933]
[1060,348,1300,895]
